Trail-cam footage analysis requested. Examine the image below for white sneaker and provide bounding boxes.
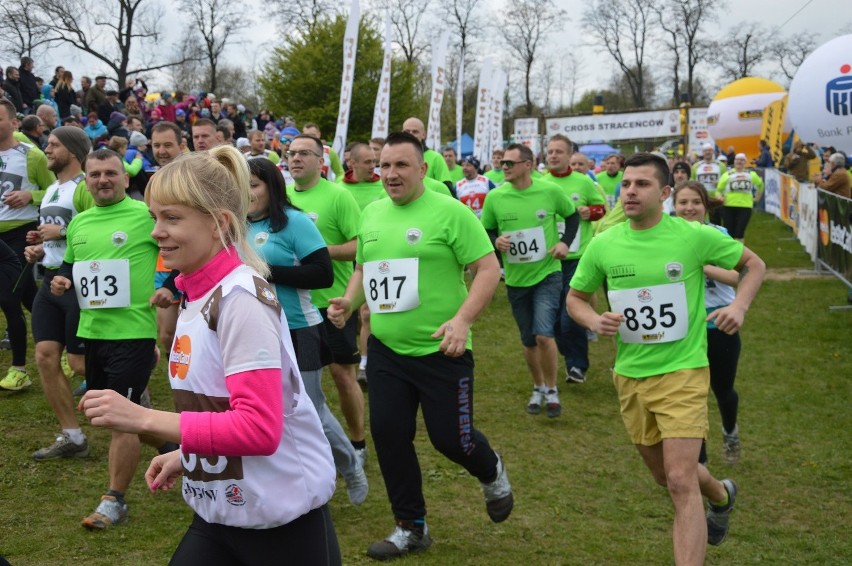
[526,389,544,415]
[481,453,513,522]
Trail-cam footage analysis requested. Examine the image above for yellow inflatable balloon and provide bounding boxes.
[706,77,788,161]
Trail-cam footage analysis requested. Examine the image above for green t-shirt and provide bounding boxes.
[715,170,764,208]
[448,164,464,184]
[342,178,385,211]
[357,188,493,356]
[571,214,743,378]
[484,169,504,186]
[63,197,158,340]
[597,170,623,209]
[424,148,452,185]
[480,178,576,288]
[424,176,454,197]
[594,198,628,235]
[287,178,361,307]
[543,171,606,259]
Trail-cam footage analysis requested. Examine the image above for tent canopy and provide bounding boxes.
[579,141,619,165]
[447,133,474,158]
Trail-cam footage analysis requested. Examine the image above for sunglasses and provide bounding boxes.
[500,159,530,169]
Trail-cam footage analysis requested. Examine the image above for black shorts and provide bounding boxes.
[85,338,156,404]
[31,270,86,354]
[318,307,360,365]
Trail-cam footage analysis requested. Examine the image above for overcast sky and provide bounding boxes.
[27,0,850,108]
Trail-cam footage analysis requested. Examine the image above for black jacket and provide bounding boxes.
[2,79,24,112]
[18,66,39,108]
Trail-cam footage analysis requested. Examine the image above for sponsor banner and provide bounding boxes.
[546,110,681,143]
[778,171,800,230]
[426,30,450,150]
[760,96,788,165]
[513,118,540,156]
[371,11,392,139]
[817,189,852,284]
[332,0,360,155]
[798,182,819,261]
[488,68,507,158]
[687,107,714,151]
[473,59,493,163]
[455,46,465,155]
[763,167,782,217]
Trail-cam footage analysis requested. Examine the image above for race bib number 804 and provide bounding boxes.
[72,259,131,309]
[363,258,419,313]
[607,282,688,344]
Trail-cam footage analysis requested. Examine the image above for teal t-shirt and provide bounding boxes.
[480,178,576,288]
[63,197,158,340]
[248,208,326,330]
[543,171,606,259]
[357,189,493,356]
[286,178,361,307]
[571,214,744,378]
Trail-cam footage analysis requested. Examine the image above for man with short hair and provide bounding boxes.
[691,143,727,224]
[543,134,606,384]
[484,148,505,185]
[50,148,159,530]
[191,118,218,151]
[0,99,56,390]
[21,115,44,147]
[246,129,279,163]
[568,152,765,564]
[18,57,39,113]
[226,103,247,139]
[85,76,107,115]
[402,117,453,189]
[442,146,464,185]
[2,67,24,112]
[285,134,367,467]
[25,127,94,460]
[480,143,578,417]
[327,131,511,560]
[36,104,57,136]
[455,156,495,217]
[598,153,624,210]
[302,123,344,182]
[77,76,91,109]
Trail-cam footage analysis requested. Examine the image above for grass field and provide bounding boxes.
[1,212,849,565]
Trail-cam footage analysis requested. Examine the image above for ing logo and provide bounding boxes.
[170,335,192,379]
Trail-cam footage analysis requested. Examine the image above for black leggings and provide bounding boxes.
[720,206,752,239]
[707,328,741,433]
[169,505,340,566]
[0,223,37,366]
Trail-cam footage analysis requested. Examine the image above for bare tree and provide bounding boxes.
[169,34,207,93]
[655,0,721,105]
[35,0,196,86]
[714,22,773,81]
[274,0,339,37]
[499,0,564,115]
[0,0,55,59]
[379,0,431,64]
[771,32,816,83]
[180,0,249,93]
[583,0,657,109]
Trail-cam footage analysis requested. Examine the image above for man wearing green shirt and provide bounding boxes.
[302,122,344,182]
[567,152,766,564]
[597,153,624,210]
[442,146,464,186]
[484,148,505,186]
[402,117,453,191]
[286,134,367,467]
[50,148,160,530]
[327,132,510,560]
[481,143,578,418]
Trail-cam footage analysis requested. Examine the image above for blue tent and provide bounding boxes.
[579,141,619,166]
[447,133,475,158]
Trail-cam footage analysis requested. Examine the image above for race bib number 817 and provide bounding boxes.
[363,258,419,313]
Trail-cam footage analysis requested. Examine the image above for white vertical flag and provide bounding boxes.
[473,59,493,163]
[426,30,450,150]
[455,47,465,156]
[489,68,507,158]
[332,0,361,155]
[371,11,392,139]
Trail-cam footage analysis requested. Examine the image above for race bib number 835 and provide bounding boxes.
[607,282,688,344]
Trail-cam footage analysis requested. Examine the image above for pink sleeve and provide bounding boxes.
[180,368,283,456]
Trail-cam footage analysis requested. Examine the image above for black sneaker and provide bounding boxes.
[566,366,587,384]
[707,479,737,545]
[367,521,431,561]
[481,453,513,522]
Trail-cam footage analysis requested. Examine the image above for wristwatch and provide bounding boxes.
[59,226,67,238]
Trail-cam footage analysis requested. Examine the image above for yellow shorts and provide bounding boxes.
[613,367,710,446]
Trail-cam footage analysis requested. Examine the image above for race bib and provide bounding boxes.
[363,258,419,313]
[608,282,688,344]
[506,226,546,264]
[72,259,131,309]
[557,221,581,253]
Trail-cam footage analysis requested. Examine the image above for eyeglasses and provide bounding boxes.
[285,149,321,159]
[500,159,530,169]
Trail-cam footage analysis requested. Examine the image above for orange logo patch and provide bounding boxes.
[819,209,830,247]
[169,335,192,379]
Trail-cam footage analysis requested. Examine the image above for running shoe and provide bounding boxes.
[544,389,562,418]
[82,495,128,530]
[707,479,737,545]
[526,389,544,415]
[367,521,431,561]
[357,366,368,391]
[33,433,89,460]
[481,453,513,523]
[722,428,741,465]
[354,446,367,470]
[0,367,31,391]
[61,352,74,379]
[345,462,369,506]
[566,367,587,384]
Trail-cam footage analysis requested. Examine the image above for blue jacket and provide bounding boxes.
[83,120,108,140]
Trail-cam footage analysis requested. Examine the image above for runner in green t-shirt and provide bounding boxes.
[442,146,465,186]
[567,152,766,562]
[326,132,511,560]
[402,117,453,190]
[284,134,367,468]
[714,153,764,242]
[597,153,624,210]
[50,148,161,531]
[483,148,505,186]
[480,142,578,418]
[543,135,607,385]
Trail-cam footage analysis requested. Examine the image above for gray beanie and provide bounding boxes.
[51,126,92,165]
[129,131,148,147]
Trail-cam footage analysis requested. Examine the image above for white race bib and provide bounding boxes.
[363,258,419,313]
[72,259,131,309]
[506,226,547,264]
[608,282,688,344]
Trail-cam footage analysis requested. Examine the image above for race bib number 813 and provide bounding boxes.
[72,259,131,309]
